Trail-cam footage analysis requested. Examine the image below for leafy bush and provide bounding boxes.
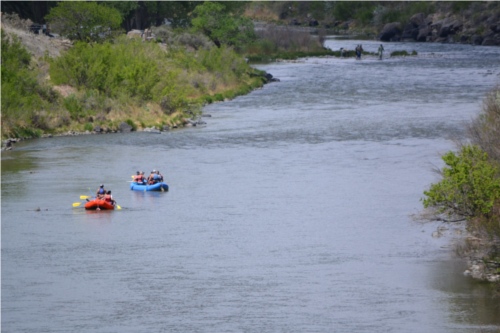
[245,25,326,57]
[1,31,47,136]
[45,1,122,42]
[125,119,137,131]
[84,123,93,132]
[63,95,84,120]
[423,145,500,219]
[49,35,258,113]
[191,1,256,51]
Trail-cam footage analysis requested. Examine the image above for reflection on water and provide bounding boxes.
[431,259,500,328]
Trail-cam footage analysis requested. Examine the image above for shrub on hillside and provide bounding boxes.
[191,1,256,51]
[49,36,260,118]
[246,25,325,56]
[1,30,46,136]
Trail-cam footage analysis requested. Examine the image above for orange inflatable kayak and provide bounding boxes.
[84,198,115,210]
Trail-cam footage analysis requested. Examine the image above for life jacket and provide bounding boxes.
[153,174,159,181]
[135,175,143,183]
[104,194,112,202]
[97,188,105,195]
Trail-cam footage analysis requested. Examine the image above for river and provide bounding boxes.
[2,39,500,332]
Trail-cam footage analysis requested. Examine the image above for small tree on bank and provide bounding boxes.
[45,2,122,42]
[191,1,255,51]
[422,145,500,223]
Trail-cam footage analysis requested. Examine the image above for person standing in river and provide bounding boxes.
[355,44,363,60]
[378,44,385,60]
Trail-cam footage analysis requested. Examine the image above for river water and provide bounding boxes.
[2,39,500,332]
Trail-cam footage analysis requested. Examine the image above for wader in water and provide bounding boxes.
[378,44,384,60]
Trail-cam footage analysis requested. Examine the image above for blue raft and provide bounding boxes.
[130,182,169,192]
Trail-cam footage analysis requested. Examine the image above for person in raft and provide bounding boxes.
[133,171,145,184]
[104,190,115,206]
[147,169,163,185]
[147,170,157,185]
[96,184,106,199]
[156,170,164,182]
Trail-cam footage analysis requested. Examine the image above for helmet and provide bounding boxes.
[136,171,140,174]
[153,169,156,172]
[100,184,104,187]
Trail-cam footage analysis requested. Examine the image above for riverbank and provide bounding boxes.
[1,112,214,151]
[1,12,272,142]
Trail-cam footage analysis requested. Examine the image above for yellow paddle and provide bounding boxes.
[72,202,82,207]
[80,195,91,200]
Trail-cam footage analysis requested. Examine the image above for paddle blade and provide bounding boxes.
[116,205,122,210]
[80,195,90,200]
[72,202,82,207]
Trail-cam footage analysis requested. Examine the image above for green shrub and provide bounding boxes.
[125,119,137,131]
[1,31,52,137]
[191,1,256,51]
[213,93,224,102]
[84,123,93,131]
[63,95,84,120]
[423,145,500,219]
[9,126,42,139]
[45,1,122,42]
[49,35,254,114]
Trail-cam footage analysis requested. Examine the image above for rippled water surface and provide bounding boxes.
[2,39,500,332]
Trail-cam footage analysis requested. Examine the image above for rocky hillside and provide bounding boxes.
[379,9,500,45]
[1,12,72,59]
[245,1,500,46]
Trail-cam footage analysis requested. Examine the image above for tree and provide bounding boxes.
[422,145,500,219]
[103,1,197,31]
[191,1,255,51]
[45,2,122,42]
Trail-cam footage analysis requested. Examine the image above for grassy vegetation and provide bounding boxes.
[244,25,349,61]
[1,30,54,139]
[1,22,267,139]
